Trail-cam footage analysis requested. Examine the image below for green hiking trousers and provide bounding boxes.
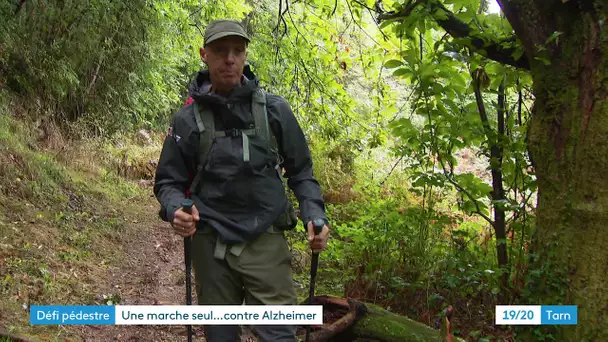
[191,224,298,342]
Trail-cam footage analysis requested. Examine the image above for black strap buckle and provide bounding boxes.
[225,128,242,137]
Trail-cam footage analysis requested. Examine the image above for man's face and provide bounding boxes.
[201,36,248,93]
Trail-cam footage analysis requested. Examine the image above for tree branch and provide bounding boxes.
[377,0,424,21]
[440,162,495,227]
[496,0,554,55]
[430,1,529,69]
[378,156,404,186]
[189,23,205,39]
[346,0,387,51]
[379,0,530,70]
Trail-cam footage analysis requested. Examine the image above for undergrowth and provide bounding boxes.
[286,139,527,341]
[0,96,151,341]
[0,94,534,341]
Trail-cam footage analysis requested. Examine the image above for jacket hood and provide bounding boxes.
[187,64,260,104]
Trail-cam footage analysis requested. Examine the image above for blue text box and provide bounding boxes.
[30,305,115,325]
[541,306,577,325]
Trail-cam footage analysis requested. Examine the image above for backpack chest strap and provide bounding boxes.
[214,128,257,163]
[188,88,279,195]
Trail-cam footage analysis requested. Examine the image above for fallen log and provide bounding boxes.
[289,296,461,342]
[338,302,457,342]
[294,296,368,341]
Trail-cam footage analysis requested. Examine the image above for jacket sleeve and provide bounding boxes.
[267,95,328,226]
[153,109,196,223]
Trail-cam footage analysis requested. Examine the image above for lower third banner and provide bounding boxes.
[30,305,323,325]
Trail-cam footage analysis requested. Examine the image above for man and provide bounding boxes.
[153,19,330,342]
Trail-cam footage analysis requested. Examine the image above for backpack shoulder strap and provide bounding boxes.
[252,88,284,180]
[251,88,279,154]
[189,101,215,195]
[189,90,283,195]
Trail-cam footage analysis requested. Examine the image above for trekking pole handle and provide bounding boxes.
[311,218,325,236]
[181,199,194,214]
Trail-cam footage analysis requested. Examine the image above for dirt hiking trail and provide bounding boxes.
[64,198,255,342]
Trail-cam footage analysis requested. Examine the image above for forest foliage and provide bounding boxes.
[0,0,552,340]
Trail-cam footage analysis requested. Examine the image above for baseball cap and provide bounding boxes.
[204,19,250,46]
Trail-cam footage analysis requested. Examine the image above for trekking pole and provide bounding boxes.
[181,199,194,342]
[305,219,325,342]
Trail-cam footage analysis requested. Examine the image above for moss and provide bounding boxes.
[350,303,451,342]
[524,8,608,341]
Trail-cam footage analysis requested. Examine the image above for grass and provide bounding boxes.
[0,98,155,341]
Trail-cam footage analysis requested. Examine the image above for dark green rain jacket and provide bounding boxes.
[153,66,327,244]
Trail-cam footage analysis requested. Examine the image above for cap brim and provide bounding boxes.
[205,32,250,46]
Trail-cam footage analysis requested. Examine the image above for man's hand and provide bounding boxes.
[307,221,330,253]
[172,205,200,237]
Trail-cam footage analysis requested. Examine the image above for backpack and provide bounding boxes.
[186,88,298,230]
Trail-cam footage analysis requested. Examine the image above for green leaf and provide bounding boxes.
[545,31,563,44]
[392,68,412,77]
[534,56,551,66]
[384,59,404,68]
[511,46,525,60]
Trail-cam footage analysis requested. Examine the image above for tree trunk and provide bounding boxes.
[472,70,510,295]
[492,79,508,296]
[522,2,608,339]
[379,0,606,338]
